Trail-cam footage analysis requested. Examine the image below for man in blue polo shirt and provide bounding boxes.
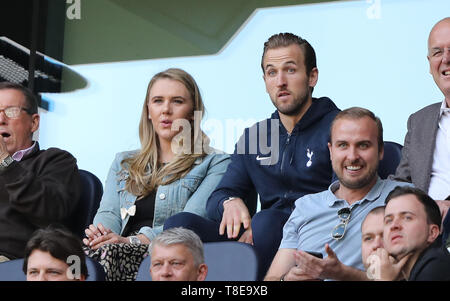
[265,107,411,281]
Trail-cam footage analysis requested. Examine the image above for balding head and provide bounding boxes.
[427,17,450,103]
[428,17,450,48]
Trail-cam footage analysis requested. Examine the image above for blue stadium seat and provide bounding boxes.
[0,258,25,281]
[136,241,259,281]
[0,256,105,281]
[67,169,103,238]
[378,141,403,179]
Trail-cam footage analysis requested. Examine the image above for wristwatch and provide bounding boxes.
[128,235,142,245]
[0,156,14,171]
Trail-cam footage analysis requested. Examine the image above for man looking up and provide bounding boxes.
[164,33,340,279]
[376,186,450,281]
[265,107,410,281]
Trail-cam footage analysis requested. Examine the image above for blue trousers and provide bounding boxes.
[164,209,290,280]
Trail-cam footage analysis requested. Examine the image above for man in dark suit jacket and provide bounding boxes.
[394,17,450,245]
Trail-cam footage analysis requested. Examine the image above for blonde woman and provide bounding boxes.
[83,68,230,280]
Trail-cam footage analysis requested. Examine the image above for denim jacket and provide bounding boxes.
[93,150,230,240]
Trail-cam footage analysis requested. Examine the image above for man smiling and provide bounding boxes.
[0,82,80,261]
[394,17,450,245]
[265,107,409,281]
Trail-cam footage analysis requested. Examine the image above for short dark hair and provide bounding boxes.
[385,186,442,230]
[22,225,88,279]
[0,82,38,114]
[261,32,317,77]
[330,107,384,152]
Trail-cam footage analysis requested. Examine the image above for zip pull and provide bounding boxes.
[285,133,291,145]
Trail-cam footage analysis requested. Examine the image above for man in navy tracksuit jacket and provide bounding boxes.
[164,33,340,279]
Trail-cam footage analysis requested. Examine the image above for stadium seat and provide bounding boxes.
[378,141,403,179]
[0,256,105,281]
[0,258,25,281]
[136,241,259,281]
[67,169,103,238]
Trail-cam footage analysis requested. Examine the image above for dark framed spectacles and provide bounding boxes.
[0,106,32,119]
[331,207,352,241]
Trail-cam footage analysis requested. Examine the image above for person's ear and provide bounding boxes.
[308,67,319,89]
[328,142,333,160]
[426,224,440,244]
[378,144,384,161]
[197,263,208,281]
[30,114,40,133]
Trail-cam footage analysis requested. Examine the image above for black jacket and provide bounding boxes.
[409,244,450,281]
[0,142,80,259]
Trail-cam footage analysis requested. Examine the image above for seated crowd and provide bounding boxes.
[0,17,449,282]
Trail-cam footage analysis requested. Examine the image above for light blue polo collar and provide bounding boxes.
[327,177,384,207]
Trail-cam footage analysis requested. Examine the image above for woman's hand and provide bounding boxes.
[86,232,129,250]
[83,223,112,248]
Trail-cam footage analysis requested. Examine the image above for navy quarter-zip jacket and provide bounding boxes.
[206,97,340,221]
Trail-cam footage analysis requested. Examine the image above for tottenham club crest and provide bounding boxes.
[306,148,314,167]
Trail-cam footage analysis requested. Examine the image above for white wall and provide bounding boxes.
[39,0,450,184]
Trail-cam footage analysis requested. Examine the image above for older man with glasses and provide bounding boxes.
[0,82,80,262]
[265,107,412,281]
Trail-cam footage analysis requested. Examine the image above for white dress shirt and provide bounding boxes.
[428,100,450,200]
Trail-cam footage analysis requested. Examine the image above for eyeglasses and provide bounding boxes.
[0,106,31,119]
[331,207,352,241]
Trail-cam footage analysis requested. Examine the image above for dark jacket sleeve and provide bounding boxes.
[206,132,256,222]
[0,148,80,226]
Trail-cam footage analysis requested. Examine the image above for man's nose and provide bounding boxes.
[160,263,172,276]
[390,217,402,231]
[37,272,47,281]
[443,48,450,63]
[346,146,359,161]
[276,72,287,87]
[0,110,8,124]
[372,236,383,251]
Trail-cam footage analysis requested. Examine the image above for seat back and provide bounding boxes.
[67,169,103,238]
[136,241,259,281]
[0,258,25,281]
[378,141,403,179]
[0,256,105,281]
[204,241,259,281]
[135,255,151,281]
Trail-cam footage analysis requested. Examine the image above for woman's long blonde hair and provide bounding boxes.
[122,68,210,198]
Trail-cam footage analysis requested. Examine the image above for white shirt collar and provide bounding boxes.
[439,99,450,118]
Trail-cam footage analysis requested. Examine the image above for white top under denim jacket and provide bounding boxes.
[93,150,230,241]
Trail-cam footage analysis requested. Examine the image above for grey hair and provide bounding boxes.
[149,227,204,267]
